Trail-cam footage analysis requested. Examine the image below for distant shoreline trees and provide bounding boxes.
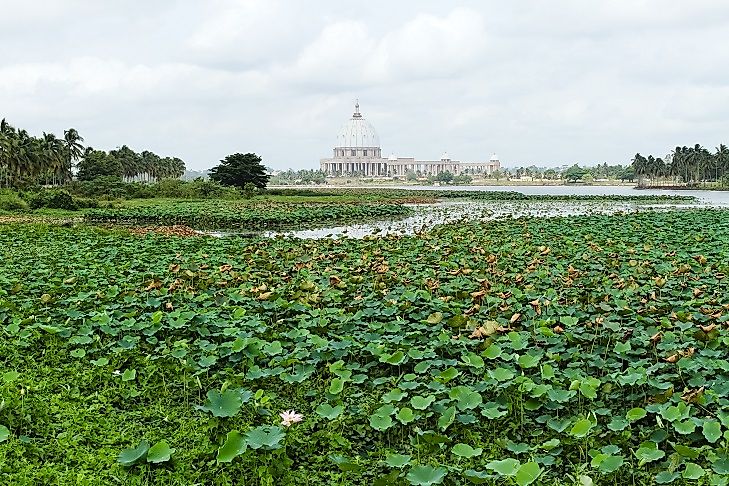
[0,118,185,188]
[632,144,729,187]
[77,146,185,182]
[1,119,84,187]
[269,169,326,185]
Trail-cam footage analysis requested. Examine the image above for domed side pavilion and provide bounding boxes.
[319,102,500,177]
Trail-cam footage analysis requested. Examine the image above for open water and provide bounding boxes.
[202,185,729,239]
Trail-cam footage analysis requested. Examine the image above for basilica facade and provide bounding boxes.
[320,103,500,177]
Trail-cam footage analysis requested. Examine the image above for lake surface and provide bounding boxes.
[202,185,729,239]
[394,184,729,205]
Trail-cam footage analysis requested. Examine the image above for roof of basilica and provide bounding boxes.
[336,102,380,149]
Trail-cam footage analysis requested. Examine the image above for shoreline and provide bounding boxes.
[269,180,638,189]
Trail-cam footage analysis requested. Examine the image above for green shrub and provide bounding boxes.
[74,197,99,209]
[0,190,28,211]
[67,177,156,200]
[65,177,238,200]
[181,178,240,199]
[25,189,98,210]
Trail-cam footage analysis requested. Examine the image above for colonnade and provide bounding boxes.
[320,159,500,177]
[321,161,388,176]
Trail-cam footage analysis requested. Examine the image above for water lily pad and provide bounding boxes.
[462,352,484,368]
[245,426,285,450]
[702,420,722,443]
[406,465,447,485]
[410,395,435,410]
[634,442,665,466]
[591,454,624,473]
[437,406,456,431]
[370,413,394,431]
[570,418,594,438]
[486,458,520,476]
[452,443,482,458]
[654,471,680,484]
[315,403,344,420]
[682,462,705,480]
[121,369,136,381]
[515,462,541,486]
[329,378,344,395]
[384,453,411,468]
[0,425,10,443]
[117,440,150,466]
[626,407,647,422]
[397,407,416,424]
[197,389,243,418]
[217,430,247,463]
[146,440,175,463]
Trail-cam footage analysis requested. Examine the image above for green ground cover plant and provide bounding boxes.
[264,188,697,204]
[84,200,414,229]
[1,209,728,484]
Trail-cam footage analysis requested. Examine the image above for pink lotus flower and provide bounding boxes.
[280,409,304,427]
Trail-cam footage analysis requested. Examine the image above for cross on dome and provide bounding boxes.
[353,99,361,118]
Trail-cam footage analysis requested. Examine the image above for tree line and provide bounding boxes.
[269,169,326,185]
[78,145,185,182]
[0,119,84,187]
[632,144,729,186]
[0,118,186,187]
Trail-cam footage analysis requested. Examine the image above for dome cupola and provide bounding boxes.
[336,101,380,149]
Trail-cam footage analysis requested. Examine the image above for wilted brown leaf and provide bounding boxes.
[650,332,662,345]
[681,386,705,403]
[469,321,500,339]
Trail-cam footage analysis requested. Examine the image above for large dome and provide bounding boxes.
[336,102,380,148]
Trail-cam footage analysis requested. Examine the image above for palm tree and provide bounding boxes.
[62,128,85,182]
[41,132,67,185]
[632,153,648,186]
[715,144,729,184]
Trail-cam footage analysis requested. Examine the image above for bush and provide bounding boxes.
[67,177,156,200]
[25,189,98,210]
[452,174,473,185]
[74,197,100,209]
[66,177,239,200]
[0,190,28,211]
[183,179,240,199]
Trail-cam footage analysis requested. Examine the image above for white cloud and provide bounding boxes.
[283,8,487,87]
[186,0,305,68]
[2,1,729,169]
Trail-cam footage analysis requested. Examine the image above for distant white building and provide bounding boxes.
[320,102,500,177]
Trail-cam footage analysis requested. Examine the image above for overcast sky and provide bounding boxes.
[2,1,729,170]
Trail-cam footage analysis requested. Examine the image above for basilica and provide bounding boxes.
[319,102,500,177]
